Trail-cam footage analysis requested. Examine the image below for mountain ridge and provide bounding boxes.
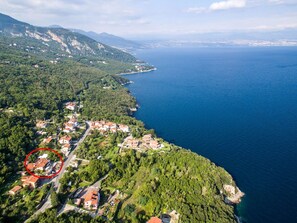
[70,28,143,51]
[0,13,136,63]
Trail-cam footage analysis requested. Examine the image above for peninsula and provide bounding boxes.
[0,13,244,223]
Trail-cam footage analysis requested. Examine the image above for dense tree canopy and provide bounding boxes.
[0,36,239,223]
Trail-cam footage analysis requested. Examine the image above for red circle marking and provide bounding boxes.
[24,148,64,179]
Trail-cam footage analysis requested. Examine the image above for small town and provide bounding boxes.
[7,101,175,223]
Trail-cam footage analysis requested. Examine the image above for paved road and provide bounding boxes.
[26,121,91,221]
[92,174,109,188]
[55,121,91,191]
[24,190,52,222]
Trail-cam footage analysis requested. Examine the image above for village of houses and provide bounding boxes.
[7,101,178,223]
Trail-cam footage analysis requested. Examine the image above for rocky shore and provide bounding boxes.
[223,184,245,204]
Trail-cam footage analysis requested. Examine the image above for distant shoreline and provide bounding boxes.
[117,67,157,76]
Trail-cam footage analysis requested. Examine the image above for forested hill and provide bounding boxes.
[0,42,137,187]
[70,29,143,51]
[0,12,241,223]
[0,13,136,63]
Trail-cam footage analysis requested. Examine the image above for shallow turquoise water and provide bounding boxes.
[127,47,297,223]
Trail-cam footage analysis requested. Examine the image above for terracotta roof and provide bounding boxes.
[35,158,49,169]
[84,188,99,205]
[9,185,22,194]
[22,175,39,185]
[60,135,72,141]
[147,217,162,223]
[43,136,53,144]
[28,175,39,183]
[62,143,71,148]
[143,134,152,140]
[27,163,35,171]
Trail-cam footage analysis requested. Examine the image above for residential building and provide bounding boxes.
[150,140,161,149]
[61,144,71,156]
[36,120,48,129]
[147,217,162,223]
[142,134,153,144]
[9,185,22,195]
[65,102,76,111]
[63,122,75,133]
[119,124,130,133]
[83,188,99,210]
[69,160,78,168]
[59,135,72,144]
[26,158,49,172]
[125,136,141,149]
[35,158,50,171]
[42,136,53,144]
[27,163,35,171]
[21,175,40,188]
[90,120,130,134]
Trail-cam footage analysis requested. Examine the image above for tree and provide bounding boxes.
[50,189,60,207]
[124,204,136,216]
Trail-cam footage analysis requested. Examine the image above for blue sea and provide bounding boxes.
[126,47,297,223]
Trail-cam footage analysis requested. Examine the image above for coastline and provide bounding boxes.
[117,67,157,76]
[124,68,244,221]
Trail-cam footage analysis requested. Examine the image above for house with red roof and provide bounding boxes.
[21,175,40,188]
[26,158,49,172]
[42,136,53,144]
[83,188,100,210]
[150,140,161,149]
[142,134,153,143]
[35,158,49,171]
[119,124,130,133]
[9,185,22,195]
[147,217,162,223]
[27,163,35,171]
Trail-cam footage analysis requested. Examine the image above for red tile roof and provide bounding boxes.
[35,158,49,169]
[9,185,22,195]
[84,188,99,206]
[43,136,53,144]
[147,217,162,223]
[28,175,39,183]
[60,135,72,141]
[21,175,39,188]
[27,163,35,171]
[62,143,71,148]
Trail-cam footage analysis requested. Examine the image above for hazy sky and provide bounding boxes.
[1,0,297,37]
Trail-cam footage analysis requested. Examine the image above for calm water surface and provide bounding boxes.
[126,47,297,223]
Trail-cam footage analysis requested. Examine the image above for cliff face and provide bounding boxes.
[224,184,245,204]
[0,13,136,63]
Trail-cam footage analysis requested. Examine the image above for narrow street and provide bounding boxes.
[26,121,91,222]
[55,121,91,192]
